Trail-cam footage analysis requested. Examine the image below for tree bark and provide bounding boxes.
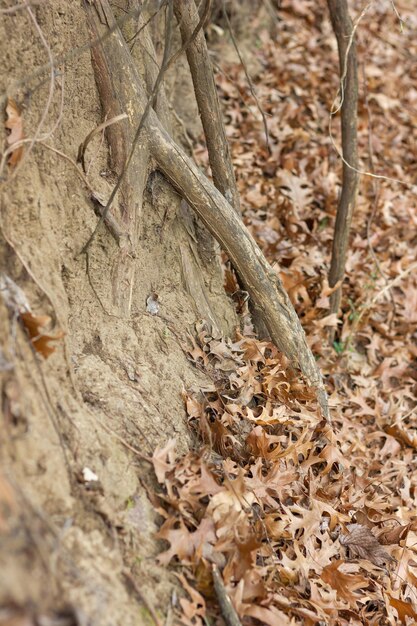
[86,0,150,317]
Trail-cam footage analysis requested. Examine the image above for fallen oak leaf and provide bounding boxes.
[321,559,370,607]
[318,441,349,475]
[177,572,207,625]
[152,438,177,483]
[340,523,395,567]
[156,516,216,566]
[384,423,417,450]
[5,99,24,167]
[20,312,64,358]
[387,593,417,624]
[314,312,341,329]
[277,169,312,217]
[241,604,289,626]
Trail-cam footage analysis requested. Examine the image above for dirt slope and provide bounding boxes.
[0,3,236,624]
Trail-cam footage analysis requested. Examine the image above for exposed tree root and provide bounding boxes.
[85,0,330,420]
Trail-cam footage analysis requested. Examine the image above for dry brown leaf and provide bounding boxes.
[243,604,290,626]
[177,572,207,626]
[244,457,297,508]
[318,442,348,474]
[245,425,285,460]
[156,516,215,566]
[376,522,411,545]
[387,594,417,624]
[5,99,24,167]
[151,438,177,483]
[385,423,417,450]
[314,312,341,329]
[321,560,369,606]
[340,524,395,566]
[277,169,312,215]
[20,312,64,358]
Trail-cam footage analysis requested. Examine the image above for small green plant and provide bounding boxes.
[318,216,329,231]
[333,340,345,354]
[125,496,135,510]
[348,298,360,322]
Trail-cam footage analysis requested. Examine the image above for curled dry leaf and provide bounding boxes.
[0,274,64,358]
[376,522,413,545]
[340,523,395,567]
[20,311,65,358]
[385,423,417,450]
[5,98,24,167]
[176,573,207,626]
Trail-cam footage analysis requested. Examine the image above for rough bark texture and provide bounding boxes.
[327,0,359,319]
[87,0,329,419]
[87,0,150,316]
[174,0,240,213]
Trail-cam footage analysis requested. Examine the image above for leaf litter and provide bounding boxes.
[4,98,24,168]
[151,1,417,624]
[0,274,64,358]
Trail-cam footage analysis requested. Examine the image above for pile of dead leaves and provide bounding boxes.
[151,326,417,625]
[151,1,417,624]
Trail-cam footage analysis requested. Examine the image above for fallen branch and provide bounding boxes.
[327,0,360,326]
[86,0,330,420]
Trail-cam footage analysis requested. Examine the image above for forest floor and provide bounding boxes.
[151,1,417,625]
[0,1,416,626]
